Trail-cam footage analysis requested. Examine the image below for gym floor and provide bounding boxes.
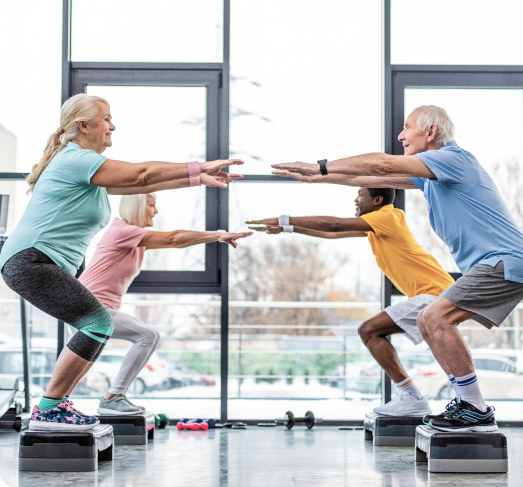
[1,427,522,486]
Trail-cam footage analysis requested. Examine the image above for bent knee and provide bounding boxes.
[358,321,374,344]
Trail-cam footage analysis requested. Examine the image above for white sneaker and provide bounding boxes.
[373,394,432,417]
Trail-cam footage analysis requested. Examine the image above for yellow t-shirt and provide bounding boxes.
[360,205,454,298]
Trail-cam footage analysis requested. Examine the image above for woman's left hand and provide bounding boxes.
[248,225,283,234]
[218,232,253,248]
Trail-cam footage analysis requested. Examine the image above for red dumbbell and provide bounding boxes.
[177,421,208,431]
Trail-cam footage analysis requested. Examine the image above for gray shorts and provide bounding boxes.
[441,260,523,329]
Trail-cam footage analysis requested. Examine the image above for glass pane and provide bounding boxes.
[391,0,523,65]
[229,183,382,419]
[85,85,207,271]
[399,88,523,420]
[0,1,62,172]
[230,0,381,174]
[67,294,221,418]
[71,0,223,62]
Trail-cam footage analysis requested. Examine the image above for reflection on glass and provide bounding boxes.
[391,0,523,65]
[85,86,207,271]
[72,0,224,62]
[230,0,381,174]
[228,183,381,419]
[0,2,61,172]
[397,88,523,420]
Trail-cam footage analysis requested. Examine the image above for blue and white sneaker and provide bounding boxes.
[29,402,99,431]
[422,398,459,425]
[429,399,498,432]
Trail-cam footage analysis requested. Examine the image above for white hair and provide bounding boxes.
[119,193,156,227]
[413,105,455,146]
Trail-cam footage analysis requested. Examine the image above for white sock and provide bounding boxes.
[396,377,423,400]
[455,371,487,412]
[448,374,461,399]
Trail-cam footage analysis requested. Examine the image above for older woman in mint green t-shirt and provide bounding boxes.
[0,93,243,431]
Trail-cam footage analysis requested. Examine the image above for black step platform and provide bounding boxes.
[19,424,114,472]
[364,412,424,446]
[415,425,508,473]
[96,411,155,445]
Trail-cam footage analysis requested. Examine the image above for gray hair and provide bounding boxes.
[413,105,455,146]
[119,193,156,227]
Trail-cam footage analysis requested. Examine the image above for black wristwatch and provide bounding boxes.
[317,159,328,176]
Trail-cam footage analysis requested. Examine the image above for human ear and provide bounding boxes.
[78,121,89,135]
[427,124,438,142]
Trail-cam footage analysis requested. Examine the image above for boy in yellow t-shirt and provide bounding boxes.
[247,187,456,417]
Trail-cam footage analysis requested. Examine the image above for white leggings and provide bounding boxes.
[105,308,161,395]
[70,308,161,395]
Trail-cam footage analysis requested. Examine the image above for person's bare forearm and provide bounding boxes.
[146,231,223,249]
[293,226,367,239]
[321,174,418,189]
[247,216,370,232]
[107,179,190,195]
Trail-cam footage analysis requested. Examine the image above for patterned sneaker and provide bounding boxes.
[429,400,498,432]
[64,400,92,420]
[97,394,145,415]
[29,402,99,431]
[423,398,459,425]
[373,393,432,417]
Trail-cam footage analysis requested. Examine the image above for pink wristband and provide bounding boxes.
[187,161,201,187]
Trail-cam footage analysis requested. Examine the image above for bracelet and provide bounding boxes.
[278,215,290,226]
[187,161,201,187]
[283,225,294,233]
[317,159,328,176]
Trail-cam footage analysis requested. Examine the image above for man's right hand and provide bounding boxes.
[271,170,322,183]
[245,218,279,226]
[248,225,283,235]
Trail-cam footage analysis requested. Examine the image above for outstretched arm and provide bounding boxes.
[249,225,367,239]
[139,230,252,250]
[92,158,244,191]
[246,215,372,233]
[272,153,435,180]
[107,173,244,195]
[269,171,418,189]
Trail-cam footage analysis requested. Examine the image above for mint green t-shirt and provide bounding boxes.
[0,142,111,275]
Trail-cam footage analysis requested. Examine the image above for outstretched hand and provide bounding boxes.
[201,159,244,177]
[271,161,320,176]
[248,225,283,235]
[245,217,278,226]
[201,172,244,188]
[270,170,322,183]
[218,231,253,249]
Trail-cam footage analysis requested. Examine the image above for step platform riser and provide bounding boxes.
[415,425,508,473]
[19,424,114,472]
[364,413,424,447]
[96,412,155,445]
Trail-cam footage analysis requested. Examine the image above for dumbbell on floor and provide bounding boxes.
[275,411,323,430]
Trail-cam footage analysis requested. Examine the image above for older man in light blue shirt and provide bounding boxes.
[272,105,523,433]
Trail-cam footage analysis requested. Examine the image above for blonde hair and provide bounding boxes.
[26,93,110,194]
[414,105,455,146]
[119,193,157,227]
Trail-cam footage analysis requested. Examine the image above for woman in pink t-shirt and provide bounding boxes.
[79,193,251,415]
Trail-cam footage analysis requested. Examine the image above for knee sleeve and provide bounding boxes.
[67,307,115,362]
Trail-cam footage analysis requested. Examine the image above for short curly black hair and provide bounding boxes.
[368,188,396,206]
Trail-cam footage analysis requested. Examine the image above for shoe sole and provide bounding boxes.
[428,423,499,433]
[374,411,433,417]
[97,407,145,416]
[29,420,99,431]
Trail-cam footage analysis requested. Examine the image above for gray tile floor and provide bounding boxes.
[1,426,522,487]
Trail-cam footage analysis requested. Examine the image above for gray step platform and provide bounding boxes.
[96,411,155,445]
[19,424,114,472]
[415,425,508,473]
[364,412,424,446]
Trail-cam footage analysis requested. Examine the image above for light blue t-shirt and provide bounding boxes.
[0,142,111,275]
[410,140,523,283]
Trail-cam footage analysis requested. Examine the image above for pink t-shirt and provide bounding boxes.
[80,218,148,310]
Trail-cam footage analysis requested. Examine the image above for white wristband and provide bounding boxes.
[279,215,290,226]
[217,229,226,242]
[283,225,294,233]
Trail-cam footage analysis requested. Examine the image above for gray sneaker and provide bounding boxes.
[97,395,146,416]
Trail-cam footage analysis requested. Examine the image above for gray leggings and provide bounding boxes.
[70,309,160,395]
